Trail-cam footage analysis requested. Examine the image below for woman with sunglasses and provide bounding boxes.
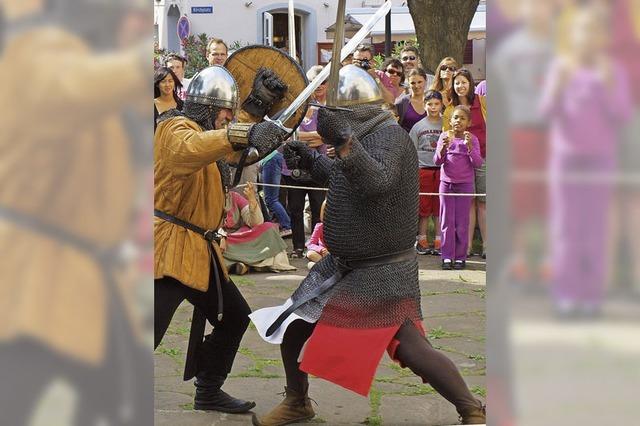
[374,57,405,103]
[430,57,460,107]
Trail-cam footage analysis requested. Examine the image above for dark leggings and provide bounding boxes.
[155,271,251,376]
[281,320,478,411]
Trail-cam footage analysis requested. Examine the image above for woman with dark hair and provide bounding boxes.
[374,57,405,102]
[395,68,429,133]
[429,56,460,107]
[444,68,487,258]
[154,66,183,132]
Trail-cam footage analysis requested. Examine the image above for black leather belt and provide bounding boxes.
[154,209,226,380]
[265,247,417,337]
[154,209,224,243]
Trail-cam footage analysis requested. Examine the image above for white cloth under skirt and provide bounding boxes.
[249,298,315,344]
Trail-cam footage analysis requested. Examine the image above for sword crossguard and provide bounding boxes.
[263,115,293,134]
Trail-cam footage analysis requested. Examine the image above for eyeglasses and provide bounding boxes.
[401,55,416,61]
[442,65,457,72]
[385,69,403,76]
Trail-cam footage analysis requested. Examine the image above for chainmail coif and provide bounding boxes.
[290,105,422,329]
[157,101,221,132]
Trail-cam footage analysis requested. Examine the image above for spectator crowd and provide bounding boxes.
[154,39,487,271]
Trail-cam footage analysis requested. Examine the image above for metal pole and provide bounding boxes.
[287,0,296,60]
[288,0,298,139]
[385,9,391,57]
[326,0,347,107]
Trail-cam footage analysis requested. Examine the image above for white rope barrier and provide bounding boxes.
[512,171,640,185]
[237,182,486,197]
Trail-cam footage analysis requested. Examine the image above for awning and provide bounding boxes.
[325,5,486,40]
[325,14,363,38]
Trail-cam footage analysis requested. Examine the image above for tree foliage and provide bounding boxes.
[181,33,210,78]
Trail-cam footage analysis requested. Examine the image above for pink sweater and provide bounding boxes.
[305,222,326,253]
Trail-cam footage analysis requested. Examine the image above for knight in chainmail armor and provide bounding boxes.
[154,65,288,414]
[251,65,486,425]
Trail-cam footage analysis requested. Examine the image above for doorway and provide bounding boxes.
[272,14,301,62]
[166,5,180,53]
[258,4,317,70]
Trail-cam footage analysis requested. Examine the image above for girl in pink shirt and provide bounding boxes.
[305,201,328,269]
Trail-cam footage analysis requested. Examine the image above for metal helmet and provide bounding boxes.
[186,65,239,110]
[336,64,383,107]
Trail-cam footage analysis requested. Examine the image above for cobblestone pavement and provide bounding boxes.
[155,248,486,426]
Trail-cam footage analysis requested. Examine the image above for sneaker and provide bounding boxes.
[453,260,466,270]
[442,259,452,270]
[432,239,441,256]
[279,229,292,238]
[307,261,316,270]
[415,241,430,255]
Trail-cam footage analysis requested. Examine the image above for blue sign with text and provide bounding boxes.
[191,6,213,14]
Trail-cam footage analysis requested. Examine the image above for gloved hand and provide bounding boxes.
[283,141,318,172]
[242,67,288,118]
[317,108,353,148]
[247,121,288,157]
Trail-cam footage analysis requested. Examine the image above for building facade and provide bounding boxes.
[154,0,486,78]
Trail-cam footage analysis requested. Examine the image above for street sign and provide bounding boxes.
[191,6,213,14]
[177,16,190,41]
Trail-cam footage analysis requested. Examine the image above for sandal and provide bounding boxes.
[290,249,305,259]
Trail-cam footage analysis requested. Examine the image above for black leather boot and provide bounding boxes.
[193,374,256,413]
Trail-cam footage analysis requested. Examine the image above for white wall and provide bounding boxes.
[156,1,408,47]
[156,0,484,73]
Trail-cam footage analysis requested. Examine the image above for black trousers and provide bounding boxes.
[283,175,326,251]
[154,265,251,378]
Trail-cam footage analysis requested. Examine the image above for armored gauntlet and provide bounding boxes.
[242,67,288,118]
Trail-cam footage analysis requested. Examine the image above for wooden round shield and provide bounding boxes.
[224,45,309,130]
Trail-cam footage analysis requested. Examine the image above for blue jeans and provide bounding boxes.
[261,152,291,230]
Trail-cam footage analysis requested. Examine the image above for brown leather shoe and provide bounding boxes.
[252,387,315,426]
[458,400,486,424]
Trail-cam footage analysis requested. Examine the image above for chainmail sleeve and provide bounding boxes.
[310,154,334,185]
[335,126,407,197]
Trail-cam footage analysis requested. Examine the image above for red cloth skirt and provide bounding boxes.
[300,321,426,396]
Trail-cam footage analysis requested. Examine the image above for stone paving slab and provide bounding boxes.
[155,248,486,425]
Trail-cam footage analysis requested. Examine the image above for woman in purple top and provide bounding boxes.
[395,68,429,133]
[283,65,328,257]
[434,105,483,270]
